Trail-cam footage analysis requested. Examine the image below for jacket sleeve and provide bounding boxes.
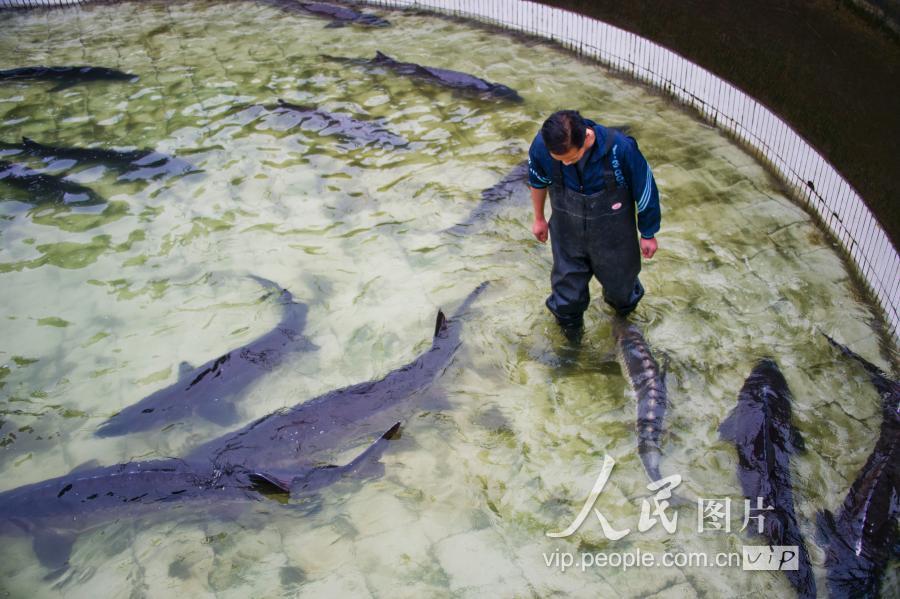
[621,135,661,238]
[527,139,552,189]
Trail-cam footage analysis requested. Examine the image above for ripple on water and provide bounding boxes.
[0,1,897,597]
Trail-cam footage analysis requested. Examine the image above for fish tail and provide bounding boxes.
[450,281,490,319]
[639,445,663,483]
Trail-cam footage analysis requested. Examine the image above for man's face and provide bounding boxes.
[549,128,593,166]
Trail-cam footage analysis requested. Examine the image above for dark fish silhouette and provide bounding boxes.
[0,160,104,205]
[265,0,390,27]
[0,66,137,91]
[719,359,816,599]
[95,276,315,437]
[335,51,523,102]
[1,137,198,182]
[613,316,670,483]
[0,283,489,572]
[238,99,408,149]
[0,422,400,572]
[186,281,489,474]
[443,161,529,235]
[817,336,899,599]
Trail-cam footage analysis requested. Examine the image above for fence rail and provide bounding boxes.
[0,0,84,6]
[3,0,898,341]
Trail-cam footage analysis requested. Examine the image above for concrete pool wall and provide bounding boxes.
[2,0,898,343]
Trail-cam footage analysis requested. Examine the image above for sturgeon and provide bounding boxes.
[443,161,529,235]
[1,137,198,182]
[264,0,391,27]
[0,66,137,91]
[0,282,489,572]
[270,99,407,148]
[612,316,670,483]
[0,422,400,572]
[719,359,816,599]
[329,51,523,103]
[0,160,104,205]
[95,276,315,437]
[817,336,899,599]
[186,281,489,473]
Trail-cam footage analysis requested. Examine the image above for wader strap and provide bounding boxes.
[600,127,621,192]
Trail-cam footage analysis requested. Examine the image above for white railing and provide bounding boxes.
[0,0,83,6]
[3,0,898,341]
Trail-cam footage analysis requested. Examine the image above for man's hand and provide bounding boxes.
[640,236,658,259]
[532,218,549,243]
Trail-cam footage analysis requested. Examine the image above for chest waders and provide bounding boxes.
[545,134,644,328]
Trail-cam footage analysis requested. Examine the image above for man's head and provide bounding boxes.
[541,110,593,165]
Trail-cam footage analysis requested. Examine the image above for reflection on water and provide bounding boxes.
[0,1,897,596]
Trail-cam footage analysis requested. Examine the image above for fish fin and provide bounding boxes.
[669,493,695,510]
[196,399,239,427]
[789,426,806,454]
[344,422,401,477]
[421,388,452,412]
[32,529,75,571]
[815,509,837,548]
[290,423,401,498]
[434,310,448,338]
[248,471,292,495]
[21,136,38,149]
[374,50,392,62]
[178,361,195,379]
[717,407,739,442]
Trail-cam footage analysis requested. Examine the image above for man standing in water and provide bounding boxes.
[528,110,660,339]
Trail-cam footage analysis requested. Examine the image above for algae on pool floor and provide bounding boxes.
[0,1,896,597]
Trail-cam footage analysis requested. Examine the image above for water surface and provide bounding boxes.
[0,1,897,597]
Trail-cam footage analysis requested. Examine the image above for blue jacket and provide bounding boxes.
[528,120,661,239]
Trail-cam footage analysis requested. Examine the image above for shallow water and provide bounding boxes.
[0,1,897,597]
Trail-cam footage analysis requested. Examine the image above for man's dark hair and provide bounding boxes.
[541,110,586,155]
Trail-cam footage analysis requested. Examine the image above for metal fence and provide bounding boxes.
[0,0,83,6]
[3,0,899,341]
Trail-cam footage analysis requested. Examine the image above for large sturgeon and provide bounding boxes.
[95,276,315,437]
[0,137,198,182]
[232,99,408,149]
[0,66,137,91]
[0,423,400,572]
[612,316,670,483]
[443,161,529,235]
[329,51,523,103]
[186,281,489,473]
[270,99,407,148]
[817,336,899,599]
[719,359,816,599]
[1,282,488,572]
[264,0,391,27]
[0,160,104,205]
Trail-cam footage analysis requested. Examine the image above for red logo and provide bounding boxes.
[612,202,622,210]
